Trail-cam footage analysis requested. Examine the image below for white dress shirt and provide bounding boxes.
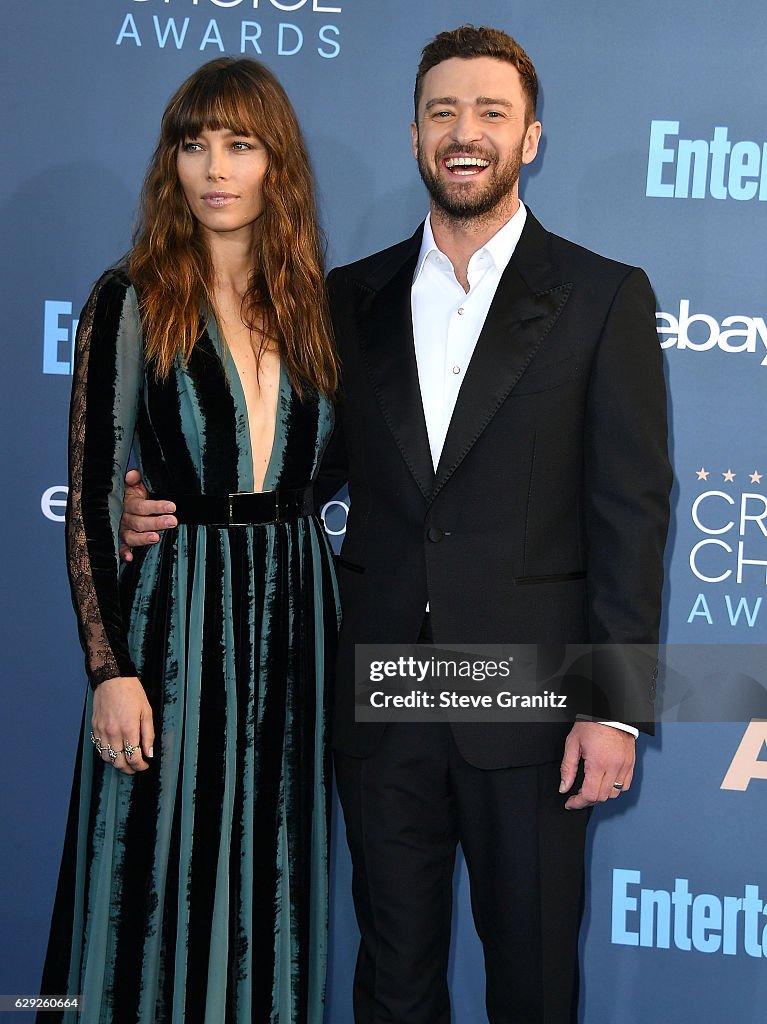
[410,203,637,739]
[412,204,527,469]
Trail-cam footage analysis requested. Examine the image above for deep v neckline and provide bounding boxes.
[207,315,284,492]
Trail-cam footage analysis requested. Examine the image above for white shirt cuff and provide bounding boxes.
[576,715,639,739]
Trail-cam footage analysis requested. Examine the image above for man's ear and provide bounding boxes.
[522,121,542,165]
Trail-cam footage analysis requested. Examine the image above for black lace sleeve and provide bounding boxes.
[65,269,144,687]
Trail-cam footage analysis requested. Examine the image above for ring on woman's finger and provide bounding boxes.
[123,741,138,761]
[90,732,104,754]
[107,745,120,763]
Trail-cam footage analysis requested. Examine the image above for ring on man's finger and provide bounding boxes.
[612,781,624,791]
[123,741,138,761]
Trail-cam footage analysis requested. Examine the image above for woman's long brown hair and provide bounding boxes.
[129,58,338,399]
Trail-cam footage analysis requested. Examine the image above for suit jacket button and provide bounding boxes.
[427,526,444,543]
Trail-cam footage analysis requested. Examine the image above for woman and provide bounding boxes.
[40,58,339,1023]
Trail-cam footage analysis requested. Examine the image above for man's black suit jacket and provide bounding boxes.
[319,210,672,769]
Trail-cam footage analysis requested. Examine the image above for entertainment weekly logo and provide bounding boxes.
[646,121,767,201]
[612,868,767,957]
[114,0,343,59]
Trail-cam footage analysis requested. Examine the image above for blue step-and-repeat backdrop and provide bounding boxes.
[2,3,765,1022]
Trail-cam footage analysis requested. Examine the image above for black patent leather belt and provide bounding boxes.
[163,486,315,526]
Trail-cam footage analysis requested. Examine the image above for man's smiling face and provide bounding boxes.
[412,56,541,223]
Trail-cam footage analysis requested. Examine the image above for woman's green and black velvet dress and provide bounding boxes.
[39,268,339,1024]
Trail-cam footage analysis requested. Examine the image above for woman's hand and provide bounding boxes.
[91,676,155,775]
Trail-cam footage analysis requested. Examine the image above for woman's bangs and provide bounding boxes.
[170,74,261,142]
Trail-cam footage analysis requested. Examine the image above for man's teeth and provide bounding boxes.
[445,157,490,170]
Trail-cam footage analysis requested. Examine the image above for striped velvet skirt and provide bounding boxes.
[40,519,339,1024]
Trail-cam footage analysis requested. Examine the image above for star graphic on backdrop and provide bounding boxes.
[722,469,736,482]
[751,471,763,484]
[696,467,709,480]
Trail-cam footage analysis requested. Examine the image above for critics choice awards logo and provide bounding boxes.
[687,464,766,629]
[115,0,343,58]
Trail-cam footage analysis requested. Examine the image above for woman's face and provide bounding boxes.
[176,127,269,243]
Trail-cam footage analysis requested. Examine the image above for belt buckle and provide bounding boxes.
[227,490,280,526]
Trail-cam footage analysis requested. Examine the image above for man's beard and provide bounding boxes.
[417,142,523,221]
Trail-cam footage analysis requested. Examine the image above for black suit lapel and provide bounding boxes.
[360,247,435,500]
[434,216,572,496]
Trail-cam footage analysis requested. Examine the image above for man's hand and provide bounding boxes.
[559,721,636,810]
[119,469,177,562]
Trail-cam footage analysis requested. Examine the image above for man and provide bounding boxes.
[122,25,671,1023]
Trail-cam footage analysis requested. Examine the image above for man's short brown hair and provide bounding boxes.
[414,25,539,125]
